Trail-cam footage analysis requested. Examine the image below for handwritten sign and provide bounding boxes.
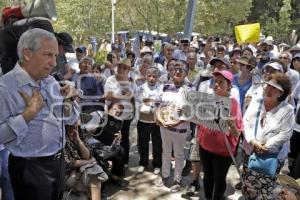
[179,91,231,132]
[234,23,260,44]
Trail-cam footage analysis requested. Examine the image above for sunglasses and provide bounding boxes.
[174,67,185,73]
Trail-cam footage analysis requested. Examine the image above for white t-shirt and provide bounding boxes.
[136,82,163,123]
[102,67,117,79]
[104,75,136,120]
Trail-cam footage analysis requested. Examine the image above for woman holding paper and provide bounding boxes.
[197,70,243,200]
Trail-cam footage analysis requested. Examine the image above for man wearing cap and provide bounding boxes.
[216,45,228,60]
[52,32,75,81]
[259,39,277,59]
[68,45,87,80]
[279,51,299,91]
[289,45,300,57]
[232,56,255,113]
[76,46,87,62]
[173,38,190,61]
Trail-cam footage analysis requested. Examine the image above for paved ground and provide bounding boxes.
[65,122,289,200]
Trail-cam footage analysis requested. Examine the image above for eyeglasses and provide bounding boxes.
[279,56,289,60]
[240,64,252,70]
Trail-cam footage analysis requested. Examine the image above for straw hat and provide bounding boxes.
[117,58,131,69]
[277,174,300,191]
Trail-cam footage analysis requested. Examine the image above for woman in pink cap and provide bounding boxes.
[197,70,244,200]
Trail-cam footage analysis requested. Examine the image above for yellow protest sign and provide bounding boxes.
[234,23,260,44]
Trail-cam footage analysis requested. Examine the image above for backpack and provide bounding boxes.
[0,17,54,74]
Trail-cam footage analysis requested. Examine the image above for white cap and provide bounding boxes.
[140,46,152,53]
[263,62,283,72]
[266,79,283,92]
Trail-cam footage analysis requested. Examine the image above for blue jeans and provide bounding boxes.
[0,149,15,200]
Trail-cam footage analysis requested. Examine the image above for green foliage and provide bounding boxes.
[53,0,112,45]
[195,0,253,36]
[4,0,298,44]
[264,0,292,42]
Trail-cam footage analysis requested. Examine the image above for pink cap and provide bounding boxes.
[213,70,233,83]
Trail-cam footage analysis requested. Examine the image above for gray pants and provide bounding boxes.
[160,127,188,182]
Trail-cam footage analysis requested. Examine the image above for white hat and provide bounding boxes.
[140,46,152,53]
[266,36,274,42]
[266,79,284,92]
[293,53,300,59]
[263,62,283,72]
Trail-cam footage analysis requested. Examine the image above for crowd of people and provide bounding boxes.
[0,26,300,200]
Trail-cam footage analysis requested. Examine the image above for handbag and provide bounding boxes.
[247,99,278,177]
[248,153,278,177]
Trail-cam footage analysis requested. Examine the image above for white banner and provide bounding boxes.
[179,91,231,132]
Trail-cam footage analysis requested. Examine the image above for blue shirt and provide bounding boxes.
[0,64,80,157]
[72,73,104,111]
[72,73,101,97]
[232,74,252,113]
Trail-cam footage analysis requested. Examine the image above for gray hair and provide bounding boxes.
[17,28,56,63]
[280,51,293,61]
[80,56,95,65]
[146,66,160,77]
[164,43,175,50]
[187,51,197,59]
[142,54,153,65]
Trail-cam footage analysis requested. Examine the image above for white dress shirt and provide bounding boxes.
[242,97,295,160]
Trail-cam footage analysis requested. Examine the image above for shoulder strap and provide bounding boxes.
[254,98,263,138]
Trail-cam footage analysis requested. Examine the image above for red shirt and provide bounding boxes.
[197,98,244,157]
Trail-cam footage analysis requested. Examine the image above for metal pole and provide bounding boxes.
[183,0,197,39]
[111,0,116,43]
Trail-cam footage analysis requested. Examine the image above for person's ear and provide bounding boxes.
[23,48,32,61]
